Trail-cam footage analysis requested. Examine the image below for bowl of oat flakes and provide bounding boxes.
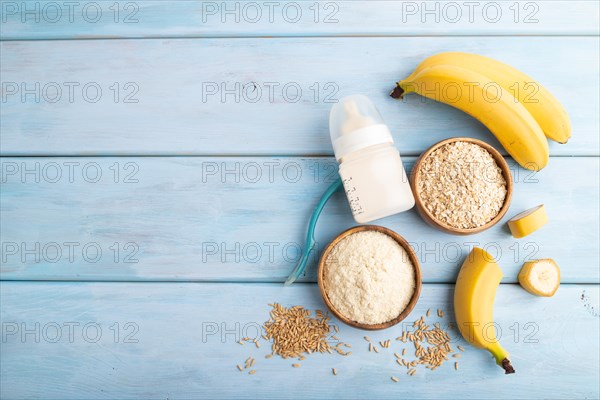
[411,138,513,235]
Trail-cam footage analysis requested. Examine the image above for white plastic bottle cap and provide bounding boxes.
[329,94,394,161]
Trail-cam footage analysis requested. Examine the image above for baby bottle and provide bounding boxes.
[329,94,415,223]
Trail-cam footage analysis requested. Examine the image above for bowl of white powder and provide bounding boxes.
[318,225,421,330]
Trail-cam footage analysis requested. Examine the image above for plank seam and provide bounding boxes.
[2,34,600,43]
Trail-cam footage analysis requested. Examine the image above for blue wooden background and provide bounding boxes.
[1,1,599,398]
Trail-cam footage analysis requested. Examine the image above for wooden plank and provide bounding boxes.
[1,37,597,156]
[1,282,598,399]
[1,156,597,283]
[1,1,598,40]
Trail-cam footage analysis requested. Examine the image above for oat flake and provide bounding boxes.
[417,141,507,229]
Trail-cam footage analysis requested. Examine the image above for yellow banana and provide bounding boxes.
[392,64,549,171]
[454,247,515,374]
[406,52,571,143]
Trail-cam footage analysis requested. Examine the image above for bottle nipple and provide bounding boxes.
[341,100,376,135]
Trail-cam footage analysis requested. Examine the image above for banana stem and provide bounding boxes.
[390,85,405,99]
[501,358,516,374]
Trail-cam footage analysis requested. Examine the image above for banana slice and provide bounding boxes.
[518,259,560,297]
[507,205,547,238]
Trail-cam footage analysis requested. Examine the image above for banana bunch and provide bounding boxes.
[454,247,515,374]
[391,52,571,171]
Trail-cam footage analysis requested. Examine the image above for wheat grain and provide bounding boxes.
[262,303,333,359]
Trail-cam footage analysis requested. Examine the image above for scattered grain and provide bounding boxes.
[391,376,399,382]
[263,303,333,359]
[426,308,431,317]
[247,304,458,382]
[249,370,256,375]
[236,365,243,371]
[455,362,459,371]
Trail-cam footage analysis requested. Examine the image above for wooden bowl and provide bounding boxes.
[410,137,513,235]
[317,225,422,330]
